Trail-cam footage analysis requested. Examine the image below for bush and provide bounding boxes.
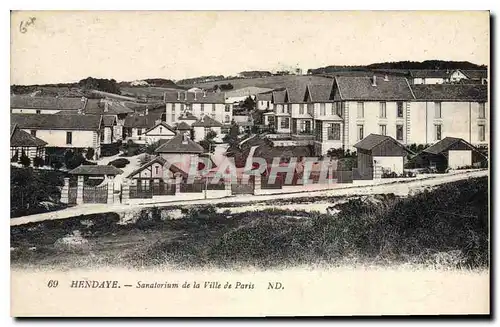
[101,142,120,157]
[108,158,130,168]
[120,140,146,157]
[19,152,31,167]
[33,157,45,168]
[51,159,63,170]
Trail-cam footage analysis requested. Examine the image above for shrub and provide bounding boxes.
[108,158,130,168]
[51,159,63,170]
[19,152,31,167]
[33,157,45,168]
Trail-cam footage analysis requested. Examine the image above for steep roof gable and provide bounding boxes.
[154,134,204,154]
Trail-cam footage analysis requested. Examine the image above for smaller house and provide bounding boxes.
[411,137,487,172]
[101,115,117,144]
[123,110,165,143]
[126,156,187,190]
[354,134,413,177]
[10,123,47,162]
[154,134,205,171]
[178,112,199,126]
[191,115,224,142]
[409,70,450,85]
[176,121,193,137]
[143,121,176,144]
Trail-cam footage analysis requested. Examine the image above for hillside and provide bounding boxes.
[308,60,487,75]
[189,75,334,90]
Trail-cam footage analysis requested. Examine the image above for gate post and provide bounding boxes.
[224,178,232,196]
[253,175,261,195]
[373,164,382,180]
[61,177,70,204]
[76,175,84,205]
[175,173,182,194]
[122,180,130,204]
[107,180,114,204]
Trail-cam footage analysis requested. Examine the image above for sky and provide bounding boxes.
[10,11,489,85]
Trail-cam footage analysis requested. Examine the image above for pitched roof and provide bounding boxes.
[353,134,412,154]
[421,137,484,156]
[307,84,333,102]
[11,95,86,110]
[144,121,175,134]
[178,112,198,120]
[409,70,451,78]
[461,70,488,80]
[102,115,117,127]
[10,124,48,147]
[411,84,487,102]
[272,89,287,104]
[191,115,223,128]
[11,113,102,131]
[154,134,204,154]
[84,100,136,115]
[163,91,226,103]
[126,156,187,178]
[334,76,415,101]
[123,111,164,128]
[68,165,123,175]
[176,121,192,130]
[255,92,273,101]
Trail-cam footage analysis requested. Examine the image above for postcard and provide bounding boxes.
[10,10,490,317]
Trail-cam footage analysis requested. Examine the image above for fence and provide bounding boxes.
[130,180,176,198]
[352,168,374,180]
[180,180,204,193]
[337,170,353,183]
[68,186,77,205]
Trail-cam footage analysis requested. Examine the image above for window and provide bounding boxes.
[478,124,486,142]
[335,102,342,117]
[172,103,176,111]
[212,103,217,112]
[171,111,176,122]
[225,115,230,123]
[66,131,72,145]
[478,102,486,119]
[277,104,283,113]
[211,114,216,119]
[299,104,305,115]
[138,128,143,136]
[307,103,314,115]
[327,123,341,140]
[155,166,159,175]
[36,109,41,114]
[280,117,290,129]
[397,102,404,118]
[379,124,387,136]
[396,125,404,141]
[225,104,231,112]
[320,103,326,116]
[180,103,185,111]
[379,102,386,118]
[357,102,364,118]
[357,125,364,140]
[200,103,205,113]
[434,124,442,141]
[159,127,163,133]
[316,121,323,142]
[30,130,37,137]
[434,102,441,118]
[161,113,167,122]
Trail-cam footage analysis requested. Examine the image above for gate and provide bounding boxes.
[83,184,108,203]
[68,186,78,205]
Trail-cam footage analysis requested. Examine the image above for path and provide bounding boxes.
[10,169,487,226]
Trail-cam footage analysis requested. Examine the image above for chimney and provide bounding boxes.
[155,119,162,125]
[145,108,149,116]
[184,91,188,101]
[163,92,166,102]
[177,92,180,100]
[104,101,109,112]
[372,75,377,86]
[384,74,389,81]
[182,134,188,144]
[203,91,207,97]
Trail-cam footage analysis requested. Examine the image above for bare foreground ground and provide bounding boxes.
[11,174,489,272]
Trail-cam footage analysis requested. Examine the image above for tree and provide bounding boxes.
[199,130,217,153]
[33,157,45,167]
[78,77,121,94]
[241,96,256,112]
[11,150,19,163]
[64,150,87,170]
[19,151,31,167]
[85,148,95,160]
[223,122,240,148]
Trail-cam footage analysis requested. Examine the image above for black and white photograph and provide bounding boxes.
[8,10,490,317]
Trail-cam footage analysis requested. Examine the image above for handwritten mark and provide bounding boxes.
[19,17,36,34]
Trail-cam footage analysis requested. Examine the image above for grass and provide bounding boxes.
[188,75,333,90]
[11,176,488,270]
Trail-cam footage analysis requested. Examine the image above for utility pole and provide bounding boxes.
[204,142,212,200]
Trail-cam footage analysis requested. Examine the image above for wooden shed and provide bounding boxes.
[411,137,487,172]
[354,134,412,178]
